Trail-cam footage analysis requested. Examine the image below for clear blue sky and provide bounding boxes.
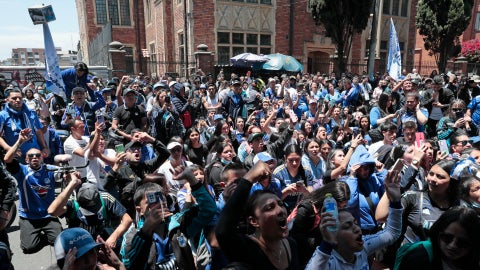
[0,0,79,60]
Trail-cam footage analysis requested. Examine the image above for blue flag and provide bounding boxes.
[43,23,66,100]
[387,18,402,81]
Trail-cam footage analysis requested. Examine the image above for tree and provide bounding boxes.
[309,0,373,73]
[416,0,473,73]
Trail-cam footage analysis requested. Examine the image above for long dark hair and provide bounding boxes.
[429,159,457,203]
[429,207,480,269]
[306,181,350,210]
[184,127,201,147]
[378,92,394,115]
[284,144,307,180]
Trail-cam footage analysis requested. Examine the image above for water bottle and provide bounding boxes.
[324,193,339,232]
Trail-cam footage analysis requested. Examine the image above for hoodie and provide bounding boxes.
[342,145,388,231]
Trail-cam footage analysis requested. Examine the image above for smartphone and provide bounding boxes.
[455,110,465,119]
[115,144,125,154]
[165,96,171,103]
[415,132,425,148]
[391,158,405,172]
[438,139,450,155]
[295,180,305,187]
[146,191,164,206]
[97,114,105,124]
[353,128,361,138]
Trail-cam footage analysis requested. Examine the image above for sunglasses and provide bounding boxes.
[452,108,465,112]
[439,232,471,249]
[457,140,471,146]
[28,153,42,158]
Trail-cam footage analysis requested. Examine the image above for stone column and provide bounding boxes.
[109,41,126,78]
[194,44,214,76]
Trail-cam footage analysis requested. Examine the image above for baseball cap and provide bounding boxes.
[248,132,266,143]
[433,75,443,85]
[54,228,101,261]
[72,87,85,94]
[107,80,117,87]
[253,152,275,164]
[167,141,182,150]
[289,76,297,81]
[101,87,112,94]
[123,88,136,96]
[77,183,102,216]
[168,81,177,88]
[214,114,224,121]
[309,99,318,104]
[199,84,207,89]
[125,140,143,150]
[232,80,241,86]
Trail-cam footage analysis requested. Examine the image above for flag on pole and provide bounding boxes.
[43,23,66,100]
[387,18,402,81]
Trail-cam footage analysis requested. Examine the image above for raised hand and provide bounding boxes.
[384,169,401,203]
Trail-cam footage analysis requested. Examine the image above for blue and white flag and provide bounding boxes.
[387,18,402,81]
[43,23,66,100]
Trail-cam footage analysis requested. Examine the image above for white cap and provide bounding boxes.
[167,141,182,150]
[168,81,176,88]
[253,152,275,164]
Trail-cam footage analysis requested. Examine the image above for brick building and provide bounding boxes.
[11,48,46,66]
[75,0,147,76]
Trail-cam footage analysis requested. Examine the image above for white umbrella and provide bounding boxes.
[230,53,269,67]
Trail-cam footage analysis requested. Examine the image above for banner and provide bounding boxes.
[387,18,402,81]
[43,23,66,100]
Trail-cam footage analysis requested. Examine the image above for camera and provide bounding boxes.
[146,191,164,206]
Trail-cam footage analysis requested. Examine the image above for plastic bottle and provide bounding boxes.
[324,193,339,232]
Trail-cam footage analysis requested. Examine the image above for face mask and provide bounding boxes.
[221,158,232,165]
[38,90,44,95]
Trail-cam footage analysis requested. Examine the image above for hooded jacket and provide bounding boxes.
[343,145,388,231]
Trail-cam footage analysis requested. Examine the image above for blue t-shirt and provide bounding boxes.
[273,164,314,211]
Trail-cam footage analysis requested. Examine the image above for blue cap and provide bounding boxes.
[101,87,112,93]
[471,136,480,145]
[214,114,224,121]
[54,228,101,260]
[253,152,274,164]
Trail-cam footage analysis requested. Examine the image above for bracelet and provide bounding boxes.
[350,146,356,150]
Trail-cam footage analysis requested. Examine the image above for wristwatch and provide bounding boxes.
[412,159,419,166]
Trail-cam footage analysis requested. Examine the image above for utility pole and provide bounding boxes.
[183,0,189,79]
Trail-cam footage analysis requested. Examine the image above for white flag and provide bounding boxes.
[387,18,402,81]
[43,23,66,100]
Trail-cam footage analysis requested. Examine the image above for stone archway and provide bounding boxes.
[307,51,332,74]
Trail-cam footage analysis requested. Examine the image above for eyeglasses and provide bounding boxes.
[128,147,142,152]
[452,108,464,112]
[457,140,471,146]
[439,232,471,249]
[28,153,42,158]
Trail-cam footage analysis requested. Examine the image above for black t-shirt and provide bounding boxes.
[186,144,208,166]
[113,105,146,133]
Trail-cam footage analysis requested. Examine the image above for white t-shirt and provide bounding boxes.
[158,159,193,194]
[84,148,115,190]
[64,135,89,178]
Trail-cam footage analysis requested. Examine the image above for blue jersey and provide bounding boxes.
[7,161,56,219]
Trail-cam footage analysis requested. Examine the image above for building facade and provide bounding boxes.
[75,0,147,75]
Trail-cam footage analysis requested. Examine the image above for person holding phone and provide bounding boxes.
[437,100,477,141]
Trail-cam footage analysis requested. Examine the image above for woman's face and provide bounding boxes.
[285,152,302,170]
[193,169,205,183]
[220,145,234,161]
[360,117,369,129]
[402,145,415,164]
[236,118,244,130]
[304,122,312,133]
[405,96,418,110]
[189,131,200,144]
[328,84,334,93]
[332,150,345,167]
[427,165,450,194]
[250,193,288,239]
[260,118,266,128]
[221,123,230,135]
[307,142,320,159]
[439,221,472,262]
[468,179,480,204]
[320,143,332,159]
[425,142,434,162]
[333,108,341,117]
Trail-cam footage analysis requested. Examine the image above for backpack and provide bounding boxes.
[155,111,174,142]
[181,110,192,128]
[393,240,433,270]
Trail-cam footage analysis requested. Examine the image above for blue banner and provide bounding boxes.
[387,18,402,81]
[43,23,66,100]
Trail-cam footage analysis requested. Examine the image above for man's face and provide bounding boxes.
[403,128,416,143]
[26,149,43,170]
[8,92,23,110]
[73,91,86,104]
[405,96,418,110]
[233,84,242,94]
[169,146,182,160]
[127,146,142,163]
[250,137,264,154]
[124,92,137,105]
[451,135,471,154]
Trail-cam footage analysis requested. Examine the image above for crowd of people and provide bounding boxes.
[0,62,480,269]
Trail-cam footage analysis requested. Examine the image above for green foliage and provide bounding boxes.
[309,0,373,72]
[416,0,473,72]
